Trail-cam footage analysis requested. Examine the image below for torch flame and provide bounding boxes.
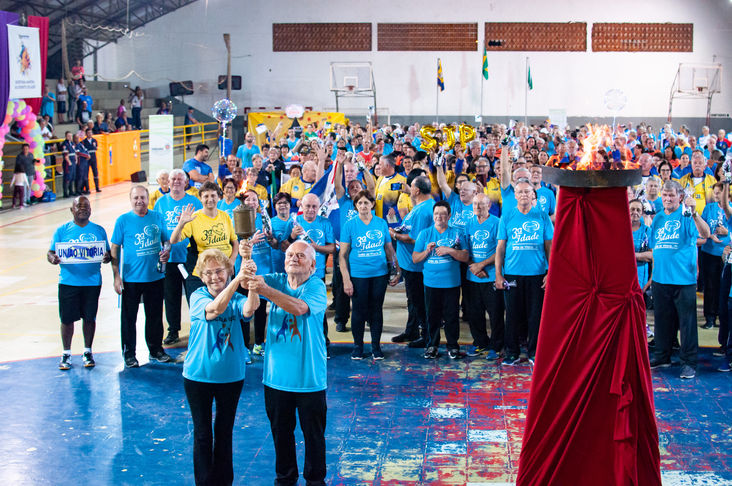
[567,124,639,171]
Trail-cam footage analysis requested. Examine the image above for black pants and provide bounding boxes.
[62,160,76,196]
[350,275,388,349]
[459,262,469,316]
[131,107,142,130]
[332,251,350,327]
[503,274,545,358]
[184,378,244,486]
[120,279,164,358]
[424,286,460,349]
[164,263,187,334]
[89,156,99,191]
[652,282,698,368]
[719,263,731,351]
[264,386,327,486]
[467,281,505,351]
[77,160,89,193]
[701,250,723,322]
[402,269,426,339]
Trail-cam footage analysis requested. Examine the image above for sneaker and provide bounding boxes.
[82,351,95,368]
[163,332,180,345]
[502,355,520,366]
[717,361,731,373]
[448,348,460,360]
[528,356,535,366]
[327,346,331,360]
[423,346,439,359]
[649,358,672,369]
[149,350,173,363]
[466,346,487,357]
[672,339,680,351]
[351,347,363,360]
[679,365,696,379]
[391,332,417,343]
[700,320,715,330]
[59,354,72,370]
[372,347,385,360]
[124,356,140,368]
[252,344,265,356]
[335,323,347,332]
[712,346,726,358]
[243,347,252,365]
[407,337,427,348]
[485,349,499,361]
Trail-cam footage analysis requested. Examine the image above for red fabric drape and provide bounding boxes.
[23,15,48,114]
[517,186,661,486]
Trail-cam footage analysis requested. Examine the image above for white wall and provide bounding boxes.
[92,0,732,121]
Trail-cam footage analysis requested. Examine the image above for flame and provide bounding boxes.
[565,124,639,171]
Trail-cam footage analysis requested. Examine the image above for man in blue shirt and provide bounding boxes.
[111,185,173,368]
[495,179,554,366]
[529,165,556,221]
[389,175,435,346]
[235,132,261,168]
[48,196,111,370]
[183,144,214,189]
[649,180,710,379]
[247,241,328,486]
[154,168,203,344]
[465,194,503,360]
[413,201,470,359]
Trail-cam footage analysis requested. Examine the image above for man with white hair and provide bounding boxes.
[154,168,202,344]
[247,241,328,486]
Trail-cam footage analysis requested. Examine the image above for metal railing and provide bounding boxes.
[1,121,219,201]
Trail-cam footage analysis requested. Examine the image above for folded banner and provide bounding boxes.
[8,24,41,99]
[55,241,107,264]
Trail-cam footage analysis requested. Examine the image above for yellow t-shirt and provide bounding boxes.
[483,177,502,208]
[397,192,413,215]
[678,173,716,215]
[375,172,407,218]
[181,209,236,276]
[280,177,315,202]
[427,170,456,198]
[186,187,200,199]
[148,188,169,209]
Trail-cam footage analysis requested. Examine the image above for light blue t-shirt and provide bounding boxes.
[414,225,468,288]
[50,221,110,286]
[649,206,699,285]
[501,185,516,213]
[701,203,729,257]
[396,198,435,272]
[184,287,250,384]
[262,274,327,392]
[236,144,261,168]
[341,216,391,278]
[465,215,500,283]
[498,206,553,276]
[111,211,167,283]
[632,223,651,289]
[536,186,556,216]
[648,197,663,215]
[182,158,213,189]
[154,193,202,263]
[336,195,359,242]
[284,215,334,279]
[216,198,241,220]
[270,215,290,273]
[447,192,474,234]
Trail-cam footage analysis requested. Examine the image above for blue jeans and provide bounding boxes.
[652,282,698,368]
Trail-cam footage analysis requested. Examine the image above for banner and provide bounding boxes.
[247,111,347,147]
[8,25,41,99]
[148,115,174,184]
[55,241,106,264]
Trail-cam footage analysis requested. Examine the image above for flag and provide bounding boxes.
[482,47,489,80]
[527,64,533,90]
[437,58,445,91]
[300,162,340,217]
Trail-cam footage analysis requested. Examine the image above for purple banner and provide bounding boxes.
[0,11,20,125]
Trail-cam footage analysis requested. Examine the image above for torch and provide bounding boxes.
[232,204,256,260]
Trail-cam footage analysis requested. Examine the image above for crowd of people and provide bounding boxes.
[46,118,732,484]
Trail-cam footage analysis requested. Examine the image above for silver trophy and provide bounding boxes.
[259,200,273,235]
[681,187,694,217]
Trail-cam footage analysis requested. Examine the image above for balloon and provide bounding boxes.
[458,124,477,148]
[439,126,456,150]
[419,126,438,151]
[0,100,47,190]
[33,190,43,198]
[31,182,39,191]
[211,99,238,123]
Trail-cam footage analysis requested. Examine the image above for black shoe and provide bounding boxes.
[372,347,384,360]
[647,338,656,348]
[448,348,460,360]
[124,356,140,368]
[335,323,347,332]
[700,320,715,330]
[672,340,681,351]
[96,189,102,193]
[407,337,427,348]
[391,332,415,343]
[649,358,672,369]
[712,346,726,358]
[163,332,180,345]
[502,355,520,366]
[351,347,363,360]
[149,350,173,363]
[679,365,696,379]
[59,354,72,370]
[423,346,438,359]
[82,351,95,368]
[328,302,336,311]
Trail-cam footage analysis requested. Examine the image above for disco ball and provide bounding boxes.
[212,99,238,123]
[603,89,627,112]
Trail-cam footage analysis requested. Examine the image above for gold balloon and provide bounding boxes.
[419,126,438,151]
[440,126,456,150]
[458,124,477,148]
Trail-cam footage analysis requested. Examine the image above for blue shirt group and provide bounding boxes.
[497,206,554,276]
[50,221,110,286]
[649,207,699,285]
[111,210,167,282]
[340,216,391,278]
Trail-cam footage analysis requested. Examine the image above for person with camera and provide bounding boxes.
[374,154,408,229]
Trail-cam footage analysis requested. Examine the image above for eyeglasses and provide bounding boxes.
[201,268,227,278]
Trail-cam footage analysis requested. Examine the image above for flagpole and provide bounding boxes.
[436,57,440,124]
[480,68,484,122]
[524,56,529,126]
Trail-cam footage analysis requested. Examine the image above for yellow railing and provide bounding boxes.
[1,122,220,201]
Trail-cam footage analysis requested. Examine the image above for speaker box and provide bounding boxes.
[169,81,194,96]
[218,75,242,90]
[130,170,147,183]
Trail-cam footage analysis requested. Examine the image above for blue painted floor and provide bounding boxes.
[0,345,730,485]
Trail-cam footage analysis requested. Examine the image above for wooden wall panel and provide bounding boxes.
[484,22,586,51]
[378,23,478,51]
[592,23,693,52]
[272,23,371,52]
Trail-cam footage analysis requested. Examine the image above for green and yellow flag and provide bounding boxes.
[482,47,489,80]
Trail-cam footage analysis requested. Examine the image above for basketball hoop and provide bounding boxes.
[345,85,355,94]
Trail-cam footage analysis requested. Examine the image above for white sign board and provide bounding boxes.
[55,241,107,264]
[8,25,42,99]
[548,109,567,130]
[148,115,174,183]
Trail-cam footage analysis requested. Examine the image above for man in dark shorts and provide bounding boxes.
[48,196,111,370]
